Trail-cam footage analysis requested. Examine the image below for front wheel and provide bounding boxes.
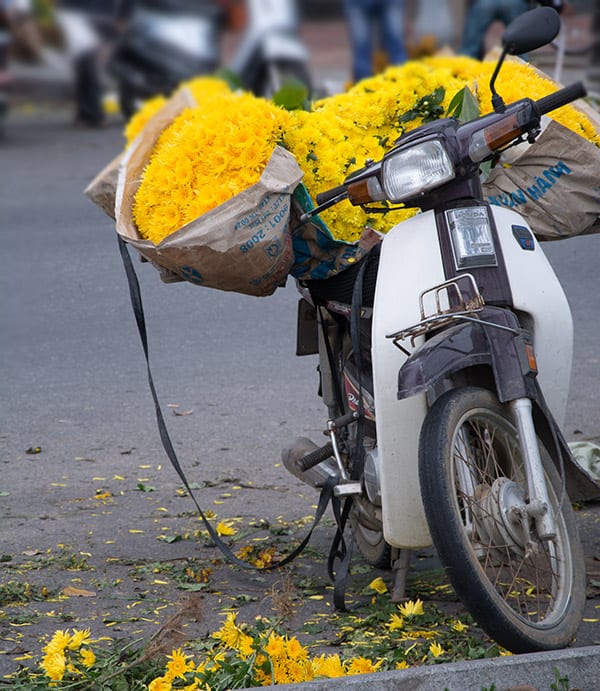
[419,387,586,653]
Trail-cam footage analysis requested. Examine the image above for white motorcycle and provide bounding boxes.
[228,0,311,97]
[285,7,595,653]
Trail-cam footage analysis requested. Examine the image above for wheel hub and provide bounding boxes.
[473,477,530,560]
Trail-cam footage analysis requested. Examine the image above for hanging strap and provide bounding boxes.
[117,236,334,572]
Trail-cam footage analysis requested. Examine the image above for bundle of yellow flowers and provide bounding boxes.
[282,56,599,243]
[123,57,599,263]
[130,82,292,245]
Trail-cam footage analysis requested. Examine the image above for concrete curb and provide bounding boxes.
[255,645,600,690]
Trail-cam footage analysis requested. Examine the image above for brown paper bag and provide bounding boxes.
[114,88,304,296]
[84,87,197,219]
[84,152,123,220]
[482,118,600,239]
[480,53,600,239]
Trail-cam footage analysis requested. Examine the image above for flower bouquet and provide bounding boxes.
[86,60,600,296]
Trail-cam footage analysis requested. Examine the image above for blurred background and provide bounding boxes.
[0,0,597,129]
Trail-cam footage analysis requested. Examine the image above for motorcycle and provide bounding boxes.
[109,0,311,118]
[284,7,595,653]
[227,0,311,97]
[108,0,224,118]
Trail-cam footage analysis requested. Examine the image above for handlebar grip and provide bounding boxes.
[316,184,347,206]
[536,82,587,116]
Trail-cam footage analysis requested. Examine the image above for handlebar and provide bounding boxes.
[315,184,348,206]
[535,81,587,116]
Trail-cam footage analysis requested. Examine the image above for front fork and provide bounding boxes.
[509,397,557,540]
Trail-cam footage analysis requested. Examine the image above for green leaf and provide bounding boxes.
[272,79,310,111]
[446,86,480,123]
[135,483,156,492]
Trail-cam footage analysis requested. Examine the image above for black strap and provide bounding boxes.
[117,235,333,571]
[349,254,369,480]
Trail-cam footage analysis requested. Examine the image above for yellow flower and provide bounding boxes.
[346,656,383,675]
[133,90,291,245]
[396,660,410,669]
[43,629,72,655]
[216,520,237,537]
[398,599,424,618]
[452,619,468,632]
[41,650,66,681]
[148,676,173,691]
[79,647,96,668]
[264,632,286,659]
[166,648,195,680]
[124,94,168,146]
[312,653,346,678]
[212,612,248,651]
[429,641,444,657]
[68,628,91,650]
[400,629,436,640]
[237,632,255,659]
[387,613,405,631]
[368,576,388,594]
[285,636,309,661]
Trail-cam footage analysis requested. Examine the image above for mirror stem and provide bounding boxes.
[489,47,507,113]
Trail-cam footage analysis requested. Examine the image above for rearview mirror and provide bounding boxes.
[502,6,561,55]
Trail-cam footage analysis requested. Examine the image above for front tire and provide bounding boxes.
[419,387,586,653]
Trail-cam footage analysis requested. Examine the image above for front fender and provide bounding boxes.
[397,307,535,402]
[397,321,492,400]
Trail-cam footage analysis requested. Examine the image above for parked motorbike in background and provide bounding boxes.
[108,0,311,118]
[109,0,223,118]
[228,0,311,97]
[285,7,595,653]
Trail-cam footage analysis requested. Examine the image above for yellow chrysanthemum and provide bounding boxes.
[346,656,383,675]
[264,632,286,659]
[124,95,168,147]
[285,636,309,661]
[368,576,388,594]
[312,653,346,678]
[398,598,425,618]
[43,629,72,655]
[79,647,96,668]
[166,648,195,680]
[429,642,445,657]
[387,613,405,631]
[212,611,251,652]
[216,520,237,537]
[68,628,91,650]
[41,650,66,681]
[148,676,173,691]
[133,90,292,245]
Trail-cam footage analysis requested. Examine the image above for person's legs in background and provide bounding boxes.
[380,0,407,67]
[460,0,528,58]
[344,0,375,81]
[73,49,105,126]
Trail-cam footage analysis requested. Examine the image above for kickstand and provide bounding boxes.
[390,548,412,602]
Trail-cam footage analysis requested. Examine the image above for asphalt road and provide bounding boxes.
[0,107,599,683]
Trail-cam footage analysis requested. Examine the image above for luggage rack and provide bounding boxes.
[387,273,486,355]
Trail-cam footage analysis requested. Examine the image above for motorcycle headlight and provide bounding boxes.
[382,140,455,203]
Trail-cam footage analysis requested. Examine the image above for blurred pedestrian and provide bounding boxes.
[460,0,568,60]
[55,0,133,127]
[343,0,408,82]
